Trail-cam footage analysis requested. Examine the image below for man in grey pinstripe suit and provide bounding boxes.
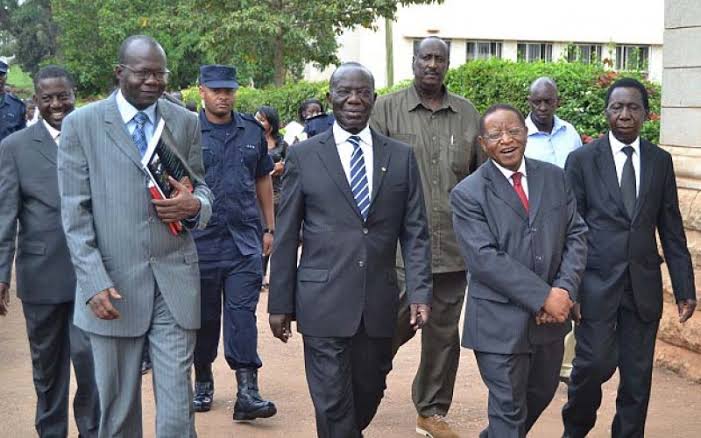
[58,35,213,437]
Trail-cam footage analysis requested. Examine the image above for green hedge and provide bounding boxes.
[181,59,661,143]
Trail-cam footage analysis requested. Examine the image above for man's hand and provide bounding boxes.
[0,283,10,316]
[677,299,697,323]
[262,232,273,256]
[571,302,582,325]
[535,309,558,325]
[269,314,293,342]
[410,304,431,331]
[152,176,200,223]
[543,287,573,323]
[271,162,284,177]
[88,287,122,320]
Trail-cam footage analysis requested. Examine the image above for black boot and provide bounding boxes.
[193,364,214,412]
[233,368,277,421]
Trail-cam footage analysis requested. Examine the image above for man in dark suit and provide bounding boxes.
[268,62,433,438]
[562,78,696,437]
[450,104,588,437]
[0,65,100,437]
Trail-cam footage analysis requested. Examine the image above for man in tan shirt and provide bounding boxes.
[371,36,483,438]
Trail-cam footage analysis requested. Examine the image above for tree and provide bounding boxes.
[0,0,59,75]
[171,0,442,87]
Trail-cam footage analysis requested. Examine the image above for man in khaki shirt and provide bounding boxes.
[371,36,483,438]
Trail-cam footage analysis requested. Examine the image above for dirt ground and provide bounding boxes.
[2,287,701,438]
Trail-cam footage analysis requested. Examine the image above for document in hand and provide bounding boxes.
[141,118,194,235]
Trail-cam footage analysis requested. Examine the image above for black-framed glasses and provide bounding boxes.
[119,64,170,82]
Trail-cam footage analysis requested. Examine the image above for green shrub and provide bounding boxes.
[180,60,661,143]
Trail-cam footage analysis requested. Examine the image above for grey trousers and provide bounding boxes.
[393,269,467,417]
[89,290,197,438]
[22,301,100,438]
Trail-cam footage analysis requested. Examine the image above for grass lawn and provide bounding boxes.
[6,64,33,97]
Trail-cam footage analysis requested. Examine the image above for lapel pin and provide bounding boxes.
[381,167,387,172]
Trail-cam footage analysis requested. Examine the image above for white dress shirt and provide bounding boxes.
[333,122,374,197]
[609,132,641,196]
[43,120,61,145]
[492,158,529,198]
[116,90,158,143]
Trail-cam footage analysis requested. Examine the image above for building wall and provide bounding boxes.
[306,0,665,86]
[655,0,701,381]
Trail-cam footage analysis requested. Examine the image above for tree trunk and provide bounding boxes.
[273,36,286,86]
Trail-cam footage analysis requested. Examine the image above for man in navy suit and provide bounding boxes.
[451,104,587,437]
[562,78,697,437]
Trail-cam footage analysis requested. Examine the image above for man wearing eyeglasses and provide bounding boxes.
[58,35,212,437]
[450,104,587,437]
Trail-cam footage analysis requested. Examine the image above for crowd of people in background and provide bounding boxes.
[0,33,696,438]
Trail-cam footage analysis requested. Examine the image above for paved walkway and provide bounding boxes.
[2,288,701,437]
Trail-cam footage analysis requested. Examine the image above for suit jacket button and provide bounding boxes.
[358,261,365,268]
[362,228,369,235]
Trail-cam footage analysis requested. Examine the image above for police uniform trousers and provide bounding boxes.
[303,320,393,438]
[194,244,263,371]
[392,269,466,417]
[562,289,659,438]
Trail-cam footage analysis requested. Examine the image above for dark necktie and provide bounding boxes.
[348,135,370,220]
[620,146,636,217]
[512,172,529,213]
[132,111,149,157]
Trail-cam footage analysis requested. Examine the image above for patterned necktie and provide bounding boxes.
[512,172,529,213]
[348,135,370,220]
[131,111,149,157]
[620,145,636,217]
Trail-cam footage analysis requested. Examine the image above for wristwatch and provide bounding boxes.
[263,228,275,235]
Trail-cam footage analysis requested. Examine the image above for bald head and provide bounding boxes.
[527,76,560,131]
[116,35,168,110]
[330,62,375,91]
[529,76,558,95]
[328,62,376,134]
[118,35,166,66]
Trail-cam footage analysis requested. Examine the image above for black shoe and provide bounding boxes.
[233,368,277,421]
[193,381,214,412]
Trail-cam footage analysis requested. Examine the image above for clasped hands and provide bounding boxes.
[535,287,579,325]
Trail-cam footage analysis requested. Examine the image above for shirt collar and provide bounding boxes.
[42,120,61,144]
[526,113,565,136]
[116,89,157,126]
[492,157,527,181]
[333,121,372,146]
[608,131,640,155]
[198,108,243,132]
[406,83,458,113]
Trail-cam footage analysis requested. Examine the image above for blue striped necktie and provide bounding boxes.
[131,111,149,157]
[348,135,370,220]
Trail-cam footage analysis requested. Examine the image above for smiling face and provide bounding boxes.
[606,86,647,145]
[328,66,376,134]
[116,41,168,110]
[480,108,527,172]
[34,76,75,130]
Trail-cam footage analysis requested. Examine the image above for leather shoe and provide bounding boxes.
[193,381,214,412]
[416,414,459,438]
[233,368,277,421]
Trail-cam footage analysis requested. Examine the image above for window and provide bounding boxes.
[615,45,649,71]
[517,42,553,62]
[413,38,451,55]
[466,41,502,61]
[567,44,603,64]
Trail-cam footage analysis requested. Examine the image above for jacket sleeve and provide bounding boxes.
[268,146,305,315]
[400,148,432,305]
[57,114,114,304]
[185,114,212,230]
[0,139,20,285]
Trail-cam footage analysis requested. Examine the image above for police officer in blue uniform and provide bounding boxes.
[0,61,27,143]
[191,64,277,421]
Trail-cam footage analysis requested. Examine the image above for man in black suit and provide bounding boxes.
[451,104,588,437]
[268,62,432,438]
[0,65,100,437]
[562,78,697,437]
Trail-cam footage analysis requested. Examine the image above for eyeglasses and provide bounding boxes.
[119,64,170,82]
[484,128,525,142]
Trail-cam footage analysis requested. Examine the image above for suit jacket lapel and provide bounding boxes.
[594,136,629,220]
[525,158,543,225]
[484,160,528,221]
[103,93,146,171]
[367,130,391,217]
[632,140,656,223]
[315,130,362,219]
[33,123,57,165]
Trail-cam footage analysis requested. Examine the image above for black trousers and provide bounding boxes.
[303,322,393,438]
[475,339,564,438]
[562,291,660,438]
[21,301,100,438]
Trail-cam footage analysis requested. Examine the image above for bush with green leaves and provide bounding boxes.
[182,59,660,143]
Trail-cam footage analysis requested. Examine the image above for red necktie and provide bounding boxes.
[512,172,529,213]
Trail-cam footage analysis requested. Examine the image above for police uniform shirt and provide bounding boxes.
[0,92,27,143]
[193,110,274,260]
